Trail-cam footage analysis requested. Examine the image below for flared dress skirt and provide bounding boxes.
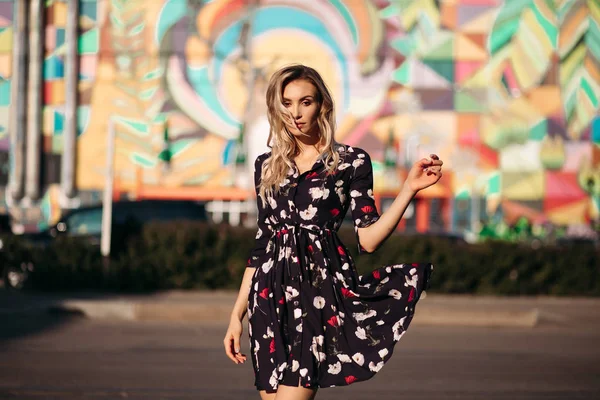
[245,145,433,393]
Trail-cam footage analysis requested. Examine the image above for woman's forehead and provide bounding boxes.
[283,79,317,99]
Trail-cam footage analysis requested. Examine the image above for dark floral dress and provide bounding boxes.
[246,144,433,393]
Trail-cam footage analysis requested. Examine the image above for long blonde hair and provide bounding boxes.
[259,64,340,201]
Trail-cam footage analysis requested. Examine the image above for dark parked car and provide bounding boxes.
[1,200,209,289]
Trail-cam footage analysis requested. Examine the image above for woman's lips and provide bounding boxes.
[296,123,305,129]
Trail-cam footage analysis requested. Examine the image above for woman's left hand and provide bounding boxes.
[406,154,443,194]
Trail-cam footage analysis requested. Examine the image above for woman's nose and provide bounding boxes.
[292,105,301,119]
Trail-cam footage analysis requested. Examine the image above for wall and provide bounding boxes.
[2,0,600,231]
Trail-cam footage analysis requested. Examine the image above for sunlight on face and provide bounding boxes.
[282,79,320,138]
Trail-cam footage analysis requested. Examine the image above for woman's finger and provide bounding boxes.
[224,336,238,364]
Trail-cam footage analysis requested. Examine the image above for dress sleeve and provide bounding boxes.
[349,151,380,254]
[246,155,274,268]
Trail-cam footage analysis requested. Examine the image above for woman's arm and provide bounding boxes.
[229,267,255,321]
[357,154,443,253]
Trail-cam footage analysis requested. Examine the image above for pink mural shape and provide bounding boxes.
[455,61,482,84]
[545,171,587,200]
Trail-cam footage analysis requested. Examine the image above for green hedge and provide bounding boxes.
[1,221,598,295]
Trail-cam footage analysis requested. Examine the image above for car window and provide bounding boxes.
[65,208,103,236]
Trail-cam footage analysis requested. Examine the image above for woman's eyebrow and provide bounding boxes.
[282,95,315,101]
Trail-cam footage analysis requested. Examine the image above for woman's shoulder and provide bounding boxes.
[254,151,272,167]
[334,143,371,160]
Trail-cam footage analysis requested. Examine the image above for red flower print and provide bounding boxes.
[279,297,285,304]
[341,287,355,298]
[372,270,380,279]
[337,246,346,255]
[327,316,339,327]
[281,229,288,235]
[408,287,416,302]
[308,245,314,253]
[345,375,357,384]
[269,338,276,353]
[306,172,319,179]
[412,263,418,267]
[330,209,340,217]
[361,205,374,214]
[259,288,269,299]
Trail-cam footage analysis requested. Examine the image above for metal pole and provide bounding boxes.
[25,0,44,202]
[101,119,116,258]
[62,0,80,201]
[8,0,29,202]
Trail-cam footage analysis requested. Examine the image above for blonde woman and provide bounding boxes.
[224,65,443,400]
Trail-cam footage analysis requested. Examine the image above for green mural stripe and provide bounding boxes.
[530,119,547,141]
[0,80,10,106]
[455,91,486,112]
[379,3,400,20]
[531,0,558,48]
[116,117,150,136]
[78,28,98,54]
[130,22,145,36]
[330,0,358,46]
[131,152,156,168]
[391,37,416,57]
[170,139,194,157]
[111,0,125,12]
[422,60,454,83]
[587,18,600,59]
[581,76,599,107]
[392,62,411,85]
[140,87,158,101]
[421,35,454,61]
[487,172,501,195]
[455,189,470,200]
[143,68,164,81]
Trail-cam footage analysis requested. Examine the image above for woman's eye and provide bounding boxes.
[303,101,311,106]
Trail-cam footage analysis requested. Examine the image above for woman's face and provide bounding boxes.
[282,79,320,138]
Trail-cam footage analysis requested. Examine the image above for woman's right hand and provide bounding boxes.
[223,317,247,364]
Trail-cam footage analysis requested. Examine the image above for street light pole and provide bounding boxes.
[101,118,116,263]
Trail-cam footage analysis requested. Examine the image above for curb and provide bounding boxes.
[49,299,543,328]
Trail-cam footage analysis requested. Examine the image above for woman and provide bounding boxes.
[224,64,443,400]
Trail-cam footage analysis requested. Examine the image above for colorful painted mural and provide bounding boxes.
[2,0,600,232]
[0,0,12,196]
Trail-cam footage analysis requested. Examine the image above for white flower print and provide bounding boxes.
[355,326,367,340]
[261,259,274,273]
[369,361,384,372]
[285,286,299,301]
[296,323,302,332]
[292,360,300,372]
[350,190,362,198]
[269,367,279,388]
[368,188,374,199]
[353,309,377,322]
[336,180,344,187]
[389,289,402,300]
[405,274,418,288]
[352,352,365,366]
[279,178,290,187]
[255,227,263,239]
[336,187,346,204]
[280,209,287,219]
[294,308,302,319]
[338,163,351,170]
[278,362,288,372]
[337,354,352,363]
[351,198,356,210]
[386,266,392,273]
[410,267,417,275]
[342,263,349,270]
[300,368,308,377]
[320,268,327,280]
[352,158,365,168]
[263,326,274,339]
[376,320,385,326]
[379,348,389,359]
[357,153,365,158]
[380,277,390,285]
[288,200,295,210]
[268,197,277,209]
[328,361,342,375]
[348,146,355,152]
[300,204,318,220]
[335,272,345,283]
[309,187,325,200]
[313,296,326,309]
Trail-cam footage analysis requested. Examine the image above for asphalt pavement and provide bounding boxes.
[1,312,599,400]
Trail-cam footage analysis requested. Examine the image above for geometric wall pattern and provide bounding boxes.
[2,0,600,229]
